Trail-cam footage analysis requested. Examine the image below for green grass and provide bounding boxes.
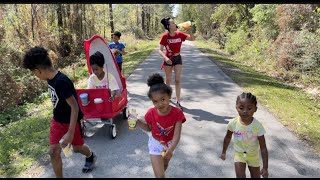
[195,41,320,154]
[0,39,158,178]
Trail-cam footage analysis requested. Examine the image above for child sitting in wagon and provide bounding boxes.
[87,51,120,102]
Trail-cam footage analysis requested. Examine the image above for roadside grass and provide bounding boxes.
[195,41,320,154]
[0,39,158,178]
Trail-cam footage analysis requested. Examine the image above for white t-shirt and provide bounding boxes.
[87,72,120,92]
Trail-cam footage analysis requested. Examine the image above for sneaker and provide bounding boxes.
[177,101,183,111]
[82,152,97,173]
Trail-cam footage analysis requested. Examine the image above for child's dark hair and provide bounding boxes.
[160,17,171,30]
[23,46,52,70]
[147,73,172,98]
[113,31,121,38]
[90,51,105,67]
[236,92,257,106]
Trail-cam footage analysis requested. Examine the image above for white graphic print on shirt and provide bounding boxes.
[48,84,59,109]
[167,38,181,44]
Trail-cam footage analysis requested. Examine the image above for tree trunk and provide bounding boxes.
[83,4,87,39]
[65,4,72,44]
[31,4,35,41]
[109,4,114,34]
[141,4,145,34]
[73,4,82,55]
[155,16,158,32]
[104,4,106,38]
[136,4,139,26]
[56,4,63,39]
[80,4,83,40]
[14,4,21,33]
[244,4,254,28]
[50,4,55,27]
[57,4,70,57]
[146,8,150,35]
[0,5,6,42]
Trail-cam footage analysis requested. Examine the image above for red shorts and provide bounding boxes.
[49,118,84,146]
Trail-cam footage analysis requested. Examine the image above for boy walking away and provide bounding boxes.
[109,31,126,73]
[22,46,97,178]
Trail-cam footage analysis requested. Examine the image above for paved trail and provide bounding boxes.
[38,41,320,178]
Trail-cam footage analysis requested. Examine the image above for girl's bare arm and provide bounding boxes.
[258,135,269,177]
[159,45,170,60]
[167,121,182,153]
[220,130,233,160]
[185,29,195,41]
[137,118,152,132]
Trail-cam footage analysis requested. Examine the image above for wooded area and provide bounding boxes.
[0,4,319,114]
[176,4,320,89]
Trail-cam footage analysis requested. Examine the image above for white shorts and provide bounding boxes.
[148,135,172,155]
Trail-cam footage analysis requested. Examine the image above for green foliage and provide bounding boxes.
[275,4,319,32]
[292,30,320,80]
[0,101,51,178]
[237,37,271,66]
[250,4,279,40]
[225,28,248,55]
[211,4,253,33]
[235,25,274,73]
[250,4,276,26]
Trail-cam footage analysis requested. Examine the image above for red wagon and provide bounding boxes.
[76,35,128,139]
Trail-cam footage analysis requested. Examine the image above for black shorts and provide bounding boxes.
[164,55,182,66]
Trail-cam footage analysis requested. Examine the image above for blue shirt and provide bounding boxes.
[109,42,125,63]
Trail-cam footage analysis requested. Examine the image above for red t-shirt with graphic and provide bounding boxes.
[145,106,186,146]
[160,31,189,55]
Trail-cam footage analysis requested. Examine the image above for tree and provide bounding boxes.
[109,4,114,33]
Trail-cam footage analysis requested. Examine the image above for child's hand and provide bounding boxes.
[109,96,115,102]
[163,148,173,160]
[220,153,226,160]
[260,168,268,178]
[165,57,172,65]
[129,113,138,119]
[184,26,191,31]
[60,132,73,148]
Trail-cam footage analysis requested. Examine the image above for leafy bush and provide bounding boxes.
[225,28,249,55]
[237,34,271,68]
[269,31,298,71]
[292,30,320,75]
[0,45,47,113]
[250,4,279,40]
[275,4,319,32]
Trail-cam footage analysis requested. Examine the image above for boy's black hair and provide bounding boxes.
[160,17,171,30]
[23,46,52,70]
[147,73,172,98]
[113,31,121,38]
[89,51,105,67]
[236,92,257,106]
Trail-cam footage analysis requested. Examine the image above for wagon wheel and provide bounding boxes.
[122,106,129,120]
[109,124,117,139]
